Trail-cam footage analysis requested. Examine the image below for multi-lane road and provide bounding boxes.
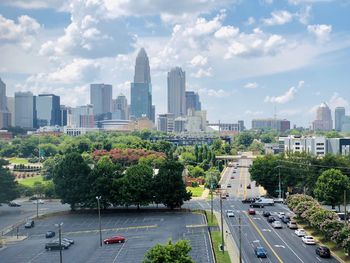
[217,155,339,263]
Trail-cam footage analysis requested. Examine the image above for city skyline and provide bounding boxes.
[0,1,350,128]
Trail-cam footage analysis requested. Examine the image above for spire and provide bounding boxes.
[134,48,151,84]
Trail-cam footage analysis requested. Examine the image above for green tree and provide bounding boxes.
[53,152,91,210]
[0,160,19,203]
[153,161,191,209]
[236,132,254,148]
[314,169,350,209]
[188,166,205,178]
[39,143,58,157]
[143,240,194,263]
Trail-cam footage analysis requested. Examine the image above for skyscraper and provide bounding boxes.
[0,78,6,111]
[7,97,15,126]
[185,91,201,113]
[71,104,94,128]
[36,94,61,127]
[130,48,153,121]
[15,91,36,129]
[112,93,128,120]
[90,83,112,120]
[335,107,346,132]
[312,102,333,131]
[168,67,186,118]
[0,78,11,128]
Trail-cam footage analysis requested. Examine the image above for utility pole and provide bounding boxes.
[344,190,347,224]
[278,166,281,199]
[96,196,102,247]
[55,222,63,263]
[239,214,242,263]
[220,192,224,253]
[210,182,213,224]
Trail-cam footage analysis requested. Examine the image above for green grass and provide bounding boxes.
[187,185,205,197]
[205,210,218,227]
[211,231,231,263]
[297,219,350,263]
[18,175,47,187]
[8,157,28,164]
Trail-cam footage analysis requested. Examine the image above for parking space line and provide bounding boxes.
[64,225,157,235]
[26,250,45,263]
[112,241,126,263]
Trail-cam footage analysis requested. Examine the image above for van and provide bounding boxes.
[254,198,274,206]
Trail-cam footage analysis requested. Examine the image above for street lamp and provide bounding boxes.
[54,222,63,263]
[220,192,225,254]
[96,196,102,247]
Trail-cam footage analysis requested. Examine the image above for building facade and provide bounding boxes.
[71,104,94,128]
[36,94,61,127]
[185,91,201,113]
[15,91,36,129]
[0,79,11,128]
[6,97,14,126]
[130,48,153,121]
[252,118,290,132]
[168,67,186,118]
[112,94,128,120]
[335,107,346,132]
[312,102,333,131]
[90,83,112,120]
[157,113,175,133]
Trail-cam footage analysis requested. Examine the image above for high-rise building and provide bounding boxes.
[71,104,94,128]
[185,91,201,113]
[252,118,290,132]
[15,91,36,129]
[130,48,153,121]
[90,83,112,120]
[168,67,186,118]
[335,107,346,132]
[60,105,73,126]
[157,113,175,133]
[0,78,11,128]
[112,94,128,120]
[36,94,61,127]
[312,102,333,131]
[7,97,14,126]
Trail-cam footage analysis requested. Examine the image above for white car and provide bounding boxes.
[295,229,306,237]
[302,236,316,245]
[226,210,235,217]
[277,212,285,219]
[272,221,282,229]
[32,199,44,204]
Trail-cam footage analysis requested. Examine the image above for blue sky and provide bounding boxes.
[0,0,350,128]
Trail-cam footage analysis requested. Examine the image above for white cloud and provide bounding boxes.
[265,81,304,104]
[328,92,349,109]
[244,82,259,89]
[191,67,213,78]
[1,0,63,9]
[189,55,208,67]
[214,25,239,39]
[198,88,231,98]
[297,5,312,25]
[288,0,333,5]
[245,110,263,116]
[263,10,293,26]
[245,17,256,26]
[307,24,332,41]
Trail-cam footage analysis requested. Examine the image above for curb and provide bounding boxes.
[202,211,217,263]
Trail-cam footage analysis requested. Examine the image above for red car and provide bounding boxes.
[248,208,256,215]
[103,236,126,244]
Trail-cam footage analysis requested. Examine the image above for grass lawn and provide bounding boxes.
[18,175,47,187]
[187,185,205,197]
[205,210,218,227]
[211,231,231,263]
[8,157,28,164]
[297,219,350,263]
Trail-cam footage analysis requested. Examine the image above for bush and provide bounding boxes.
[191,182,199,187]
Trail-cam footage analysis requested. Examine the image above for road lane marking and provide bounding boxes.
[316,257,322,262]
[112,240,126,263]
[274,245,286,248]
[245,213,284,263]
[26,250,45,263]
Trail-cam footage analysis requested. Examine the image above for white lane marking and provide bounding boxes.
[112,241,126,263]
[316,257,322,262]
[253,218,261,220]
[302,244,306,248]
[26,250,45,263]
[262,229,272,232]
[274,245,286,248]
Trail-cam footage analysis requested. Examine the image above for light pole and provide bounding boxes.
[96,196,102,247]
[239,214,242,263]
[220,192,224,254]
[55,222,63,263]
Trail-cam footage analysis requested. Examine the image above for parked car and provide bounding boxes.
[262,211,271,217]
[53,239,71,247]
[272,221,282,229]
[255,247,267,258]
[225,193,229,197]
[24,219,34,228]
[46,231,56,238]
[226,210,235,217]
[295,229,306,237]
[227,184,232,188]
[62,237,74,244]
[277,212,285,219]
[267,216,276,223]
[248,208,256,215]
[103,236,126,244]
[247,184,251,189]
[45,242,69,250]
[315,246,331,258]
[242,197,256,203]
[281,216,290,224]
[287,220,298,229]
[8,201,21,207]
[302,236,316,245]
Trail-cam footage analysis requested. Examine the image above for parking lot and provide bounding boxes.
[1,210,214,263]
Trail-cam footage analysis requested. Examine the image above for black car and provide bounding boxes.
[250,203,264,208]
[267,216,276,223]
[8,201,21,207]
[315,246,331,258]
[46,231,56,238]
[45,242,69,250]
[281,216,290,224]
[262,211,271,217]
[24,220,34,228]
[242,197,256,203]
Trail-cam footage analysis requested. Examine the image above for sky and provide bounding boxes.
[0,0,350,128]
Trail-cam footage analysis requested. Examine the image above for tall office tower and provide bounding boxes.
[71,104,94,128]
[168,67,186,118]
[335,107,346,132]
[312,102,333,131]
[15,91,36,129]
[0,78,11,128]
[185,91,201,113]
[7,97,14,126]
[130,48,153,121]
[90,83,112,120]
[113,94,128,120]
[60,105,73,126]
[151,105,155,123]
[157,113,175,133]
[36,94,61,127]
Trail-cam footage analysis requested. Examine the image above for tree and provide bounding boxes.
[143,240,195,263]
[314,169,350,209]
[53,152,91,210]
[153,161,192,209]
[188,166,205,178]
[236,132,254,148]
[0,160,19,203]
[119,164,153,209]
